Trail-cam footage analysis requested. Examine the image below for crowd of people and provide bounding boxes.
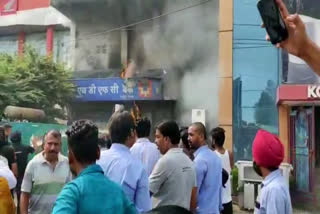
[0,112,233,214]
[0,109,292,214]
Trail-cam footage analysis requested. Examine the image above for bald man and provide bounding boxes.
[188,123,223,214]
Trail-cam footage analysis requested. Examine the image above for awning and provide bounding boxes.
[0,6,72,29]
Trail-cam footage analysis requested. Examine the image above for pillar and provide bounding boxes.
[218,0,233,152]
[46,25,54,56]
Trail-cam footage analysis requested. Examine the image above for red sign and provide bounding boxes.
[0,0,17,15]
[18,0,50,11]
[277,84,320,104]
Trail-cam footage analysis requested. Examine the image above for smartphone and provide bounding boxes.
[257,0,288,44]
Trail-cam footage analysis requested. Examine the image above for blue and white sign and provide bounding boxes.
[74,78,163,101]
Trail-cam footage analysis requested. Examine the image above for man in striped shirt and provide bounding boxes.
[20,130,71,214]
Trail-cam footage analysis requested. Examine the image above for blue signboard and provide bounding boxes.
[74,78,163,101]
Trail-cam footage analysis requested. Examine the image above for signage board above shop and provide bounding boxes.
[0,0,17,15]
[73,78,163,102]
[307,85,320,98]
[277,85,320,104]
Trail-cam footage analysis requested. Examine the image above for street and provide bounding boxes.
[233,205,315,214]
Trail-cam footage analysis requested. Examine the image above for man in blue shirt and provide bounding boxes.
[252,130,292,214]
[97,111,152,213]
[52,120,136,214]
[188,122,223,214]
[130,117,160,176]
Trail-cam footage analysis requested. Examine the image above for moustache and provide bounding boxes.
[48,151,58,154]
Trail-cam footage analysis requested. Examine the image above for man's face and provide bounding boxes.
[43,133,61,162]
[5,128,12,138]
[155,129,168,155]
[188,126,202,150]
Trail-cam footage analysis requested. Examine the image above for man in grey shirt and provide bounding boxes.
[149,121,197,212]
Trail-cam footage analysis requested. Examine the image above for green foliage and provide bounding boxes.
[0,48,75,122]
[232,166,239,195]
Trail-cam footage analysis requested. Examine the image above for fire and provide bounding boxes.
[121,60,136,79]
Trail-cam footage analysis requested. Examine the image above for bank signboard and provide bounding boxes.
[73,78,163,102]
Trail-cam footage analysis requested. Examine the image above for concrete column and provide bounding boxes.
[121,30,128,64]
[279,104,290,163]
[69,22,77,70]
[218,0,233,152]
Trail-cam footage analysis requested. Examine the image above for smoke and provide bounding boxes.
[53,0,220,129]
[130,0,220,129]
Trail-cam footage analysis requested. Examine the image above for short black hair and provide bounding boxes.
[136,118,151,138]
[98,137,112,149]
[44,130,62,141]
[66,120,99,164]
[210,127,225,147]
[156,121,180,145]
[10,131,21,144]
[191,122,207,140]
[108,111,135,144]
[180,127,190,150]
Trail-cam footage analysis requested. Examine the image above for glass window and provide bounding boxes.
[25,32,47,56]
[282,0,320,84]
[0,35,17,55]
[233,0,280,161]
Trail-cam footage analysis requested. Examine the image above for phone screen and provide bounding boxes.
[257,0,288,44]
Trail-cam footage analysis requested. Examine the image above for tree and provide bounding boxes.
[0,48,75,122]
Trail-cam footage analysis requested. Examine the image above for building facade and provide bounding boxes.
[221,0,320,206]
[0,0,71,64]
[52,0,221,131]
[0,0,223,134]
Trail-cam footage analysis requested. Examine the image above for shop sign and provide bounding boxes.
[0,0,18,15]
[307,85,320,98]
[73,77,163,102]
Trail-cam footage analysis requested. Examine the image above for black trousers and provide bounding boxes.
[221,201,233,214]
[16,177,23,214]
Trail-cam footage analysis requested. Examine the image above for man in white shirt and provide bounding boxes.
[211,127,233,214]
[131,118,160,176]
[0,156,16,190]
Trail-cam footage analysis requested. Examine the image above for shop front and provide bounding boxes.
[278,85,320,206]
[70,77,175,135]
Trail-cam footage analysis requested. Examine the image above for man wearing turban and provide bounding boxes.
[252,130,292,214]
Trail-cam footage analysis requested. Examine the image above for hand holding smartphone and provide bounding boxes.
[257,0,288,45]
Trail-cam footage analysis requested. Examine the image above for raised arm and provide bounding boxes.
[273,0,320,76]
